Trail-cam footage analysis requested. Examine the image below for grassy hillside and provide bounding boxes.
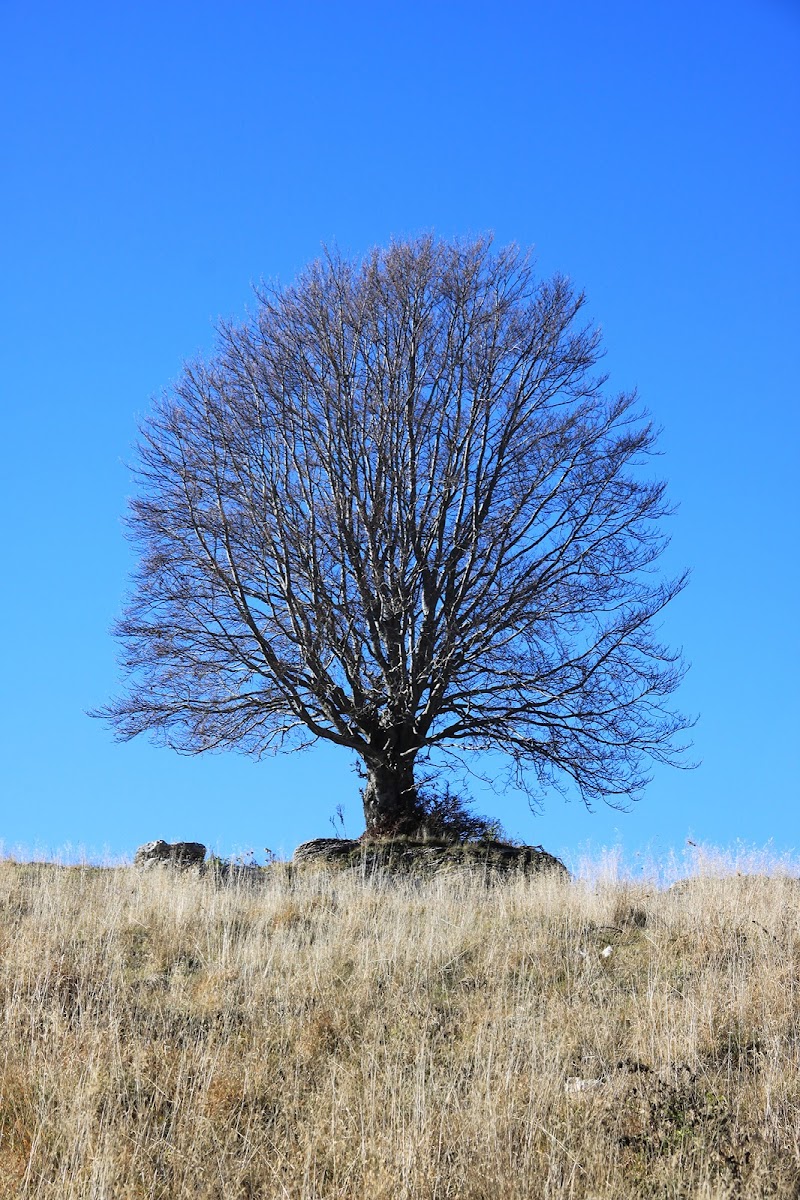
[1,857,799,1198]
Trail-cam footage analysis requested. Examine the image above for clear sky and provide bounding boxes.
[1,0,798,868]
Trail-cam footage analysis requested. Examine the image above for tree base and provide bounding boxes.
[292,837,569,879]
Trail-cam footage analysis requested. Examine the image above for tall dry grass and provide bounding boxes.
[1,854,799,1198]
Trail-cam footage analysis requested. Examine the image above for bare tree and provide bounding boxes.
[98,235,690,836]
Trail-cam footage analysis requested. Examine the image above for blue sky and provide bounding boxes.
[1,0,798,867]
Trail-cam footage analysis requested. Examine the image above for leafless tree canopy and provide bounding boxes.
[99,236,690,834]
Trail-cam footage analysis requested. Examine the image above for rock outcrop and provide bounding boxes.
[130,836,570,883]
[292,837,569,879]
[133,840,207,869]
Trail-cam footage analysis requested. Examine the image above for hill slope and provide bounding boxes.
[1,861,798,1197]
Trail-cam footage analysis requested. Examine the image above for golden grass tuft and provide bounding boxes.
[1,854,799,1196]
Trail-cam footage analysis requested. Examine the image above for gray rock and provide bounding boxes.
[293,838,358,864]
[133,840,206,869]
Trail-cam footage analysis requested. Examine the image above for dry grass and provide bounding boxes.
[1,854,799,1198]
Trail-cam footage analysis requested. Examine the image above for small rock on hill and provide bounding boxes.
[133,840,207,869]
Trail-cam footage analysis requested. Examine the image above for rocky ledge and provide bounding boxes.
[131,837,569,882]
[292,837,569,879]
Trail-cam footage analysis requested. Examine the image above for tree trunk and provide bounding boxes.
[361,759,423,837]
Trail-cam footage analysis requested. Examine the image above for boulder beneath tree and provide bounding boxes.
[133,840,207,869]
[292,837,569,879]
